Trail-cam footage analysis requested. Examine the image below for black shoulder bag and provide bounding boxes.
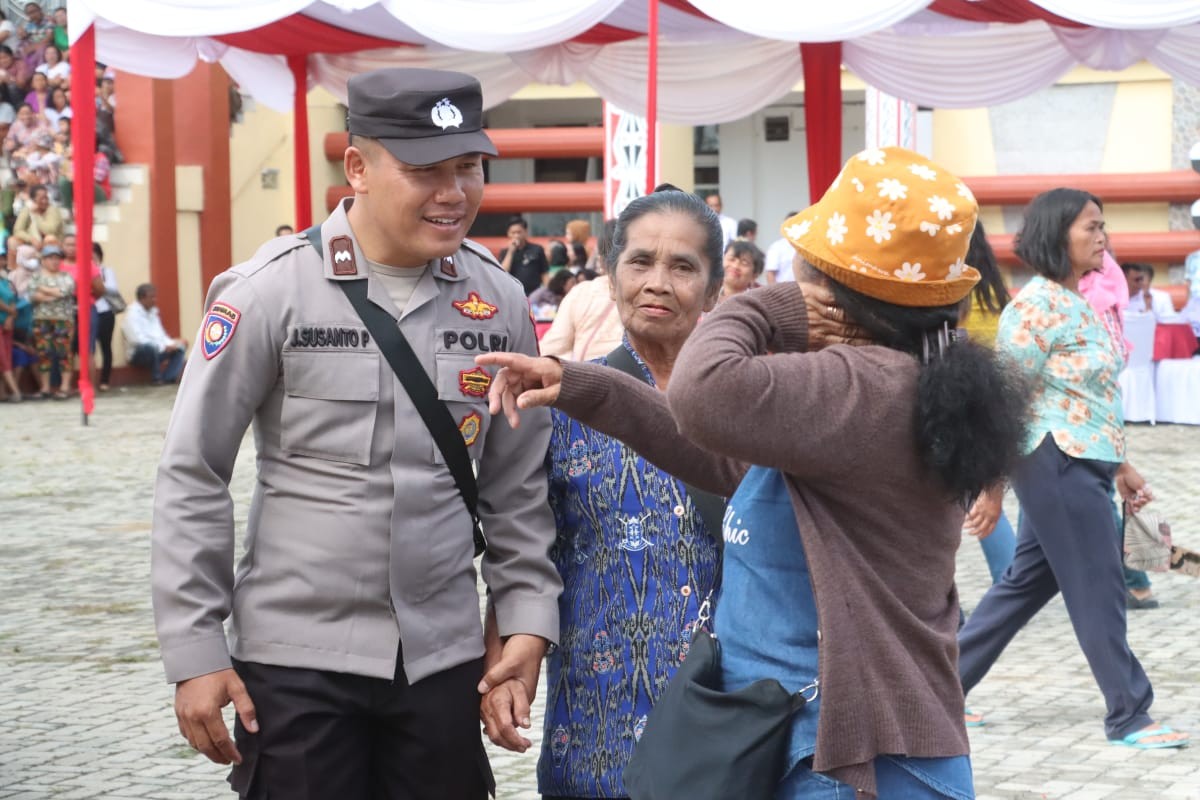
[303,226,486,555]
[607,344,816,799]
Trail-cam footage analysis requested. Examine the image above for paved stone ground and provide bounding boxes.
[1,387,1198,799]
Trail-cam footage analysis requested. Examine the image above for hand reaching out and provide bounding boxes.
[475,353,564,429]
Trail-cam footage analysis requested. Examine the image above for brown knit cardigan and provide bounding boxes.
[554,282,969,798]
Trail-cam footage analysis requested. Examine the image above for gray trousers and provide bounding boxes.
[958,434,1153,740]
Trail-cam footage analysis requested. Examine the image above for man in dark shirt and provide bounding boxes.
[498,216,548,296]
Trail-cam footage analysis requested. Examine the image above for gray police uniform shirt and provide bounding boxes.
[152,199,561,685]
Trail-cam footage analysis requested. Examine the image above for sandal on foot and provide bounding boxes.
[1126,591,1160,610]
[52,390,69,400]
[1109,726,1189,750]
[964,709,985,728]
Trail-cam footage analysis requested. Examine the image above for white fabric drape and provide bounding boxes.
[1033,0,1200,30]
[312,48,530,108]
[72,0,310,40]
[379,0,626,52]
[93,22,295,111]
[1148,25,1200,88]
[844,23,1077,109]
[313,38,803,126]
[562,38,802,124]
[1052,28,1168,71]
[689,0,933,42]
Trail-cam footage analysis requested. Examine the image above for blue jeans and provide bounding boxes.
[129,343,185,383]
[779,755,974,799]
[978,510,1016,584]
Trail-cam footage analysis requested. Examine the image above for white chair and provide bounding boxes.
[1119,312,1156,424]
[1155,356,1200,424]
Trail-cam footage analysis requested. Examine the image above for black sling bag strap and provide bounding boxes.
[303,226,486,556]
[604,344,726,549]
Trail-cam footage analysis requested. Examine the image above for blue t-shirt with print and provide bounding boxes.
[715,465,974,799]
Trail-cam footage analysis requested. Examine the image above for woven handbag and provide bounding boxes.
[1123,508,1172,572]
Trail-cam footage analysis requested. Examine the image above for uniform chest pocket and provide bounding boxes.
[281,350,380,465]
[433,353,493,465]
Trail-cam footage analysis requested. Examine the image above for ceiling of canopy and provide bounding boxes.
[69,0,1200,122]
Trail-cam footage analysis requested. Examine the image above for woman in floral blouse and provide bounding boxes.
[957,189,1188,750]
[27,242,75,398]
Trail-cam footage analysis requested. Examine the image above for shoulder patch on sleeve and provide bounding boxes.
[202,301,241,360]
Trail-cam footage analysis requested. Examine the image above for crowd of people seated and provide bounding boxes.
[0,5,133,402]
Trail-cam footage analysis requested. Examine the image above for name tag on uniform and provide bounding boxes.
[288,324,372,349]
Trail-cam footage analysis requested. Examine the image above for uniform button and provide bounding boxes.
[816,629,822,641]
[680,585,692,597]
[673,505,685,517]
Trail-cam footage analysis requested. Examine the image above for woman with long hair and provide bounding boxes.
[480,149,1029,797]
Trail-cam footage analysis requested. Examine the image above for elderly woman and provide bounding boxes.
[957,189,1189,749]
[27,242,74,398]
[480,148,1028,798]
[477,186,730,799]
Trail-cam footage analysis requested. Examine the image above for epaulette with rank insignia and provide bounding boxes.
[239,234,316,278]
[460,238,503,270]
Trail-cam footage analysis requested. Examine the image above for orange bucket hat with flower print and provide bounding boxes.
[783,147,980,307]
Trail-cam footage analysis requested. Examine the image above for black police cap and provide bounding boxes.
[347,68,498,166]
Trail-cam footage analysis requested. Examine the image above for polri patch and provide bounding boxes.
[458,367,491,398]
[329,235,358,276]
[202,301,241,360]
[452,291,498,320]
[459,411,482,447]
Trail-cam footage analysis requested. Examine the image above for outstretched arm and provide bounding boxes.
[476,352,747,496]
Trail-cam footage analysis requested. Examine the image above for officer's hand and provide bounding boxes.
[174,668,258,765]
[475,352,563,429]
[477,633,546,753]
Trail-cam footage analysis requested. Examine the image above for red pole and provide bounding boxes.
[70,24,97,420]
[646,0,658,193]
[800,42,844,204]
[288,54,312,230]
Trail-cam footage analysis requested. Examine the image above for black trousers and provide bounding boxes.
[95,310,115,384]
[958,434,1154,740]
[230,653,494,800]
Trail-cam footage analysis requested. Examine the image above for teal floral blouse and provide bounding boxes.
[997,275,1125,463]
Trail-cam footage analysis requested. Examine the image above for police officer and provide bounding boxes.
[151,68,561,798]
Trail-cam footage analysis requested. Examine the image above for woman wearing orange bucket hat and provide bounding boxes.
[478,147,1028,798]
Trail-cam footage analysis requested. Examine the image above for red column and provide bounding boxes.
[115,73,180,338]
[645,0,659,194]
[800,42,844,203]
[69,25,96,417]
[172,62,232,291]
[288,54,312,230]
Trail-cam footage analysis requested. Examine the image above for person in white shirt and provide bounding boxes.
[763,210,800,284]
[122,283,187,384]
[1122,262,1183,323]
[704,193,738,247]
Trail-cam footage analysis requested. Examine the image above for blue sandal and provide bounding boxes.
[964,709,985,728]
[1109,726,1189,749]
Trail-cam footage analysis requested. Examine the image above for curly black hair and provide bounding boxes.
[817,264,1028,504]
